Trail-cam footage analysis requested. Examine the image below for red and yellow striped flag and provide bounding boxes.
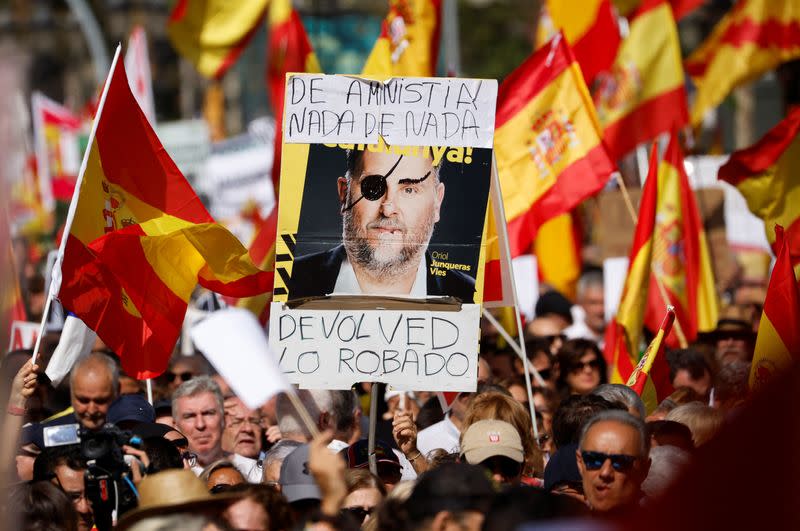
[686,0,800,126]
[267,0,322,189]
[627,306,675,413]
[614,0,703,19]
[644,132,719,348]
[535,211,582,300]
[603,146,660,386]
[58,53,271,379]
[495,34,615,257]
[362,0,442,77]
[750,225,800,390]
[235,207,278,325]
[718,106,800,259]
[593,0,688,159]
[537,0,620,84]
[167,0,269,79]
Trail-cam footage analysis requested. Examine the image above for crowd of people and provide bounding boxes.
[0,268,775,530]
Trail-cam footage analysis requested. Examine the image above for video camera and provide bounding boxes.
[43,422,142,530]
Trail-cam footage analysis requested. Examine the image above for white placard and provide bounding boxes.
[282,74,498,148]
[8,321,40,352]
[269,302,481,391]
[191,308,291,410]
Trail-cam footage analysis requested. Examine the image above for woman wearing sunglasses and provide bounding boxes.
[340,469,386,528]
[555,339,608,398]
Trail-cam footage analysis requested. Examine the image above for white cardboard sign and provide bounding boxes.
[269,302,481,391]
[8,321,40,352]
[282,74,498,148]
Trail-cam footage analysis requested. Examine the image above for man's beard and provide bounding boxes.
[343,207,435,278]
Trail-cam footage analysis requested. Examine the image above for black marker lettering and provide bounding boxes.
[309,77,324,103]
[279,314,296,341]
[298,315,313,340]
[338,348,354,373]
[406,317,425,346]
[431,317,459,349]
[297,351,320,374]
[445,352,469,377]
[356,350,380,374]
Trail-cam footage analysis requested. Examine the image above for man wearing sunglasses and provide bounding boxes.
[288,147,475,301]
[576,410,650,514]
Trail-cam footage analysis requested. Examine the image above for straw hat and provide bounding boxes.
[117,469,241,529]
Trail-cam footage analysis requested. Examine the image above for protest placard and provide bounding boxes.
[270,302,480,391]
[269,73,497,393]
[8,321,40,352]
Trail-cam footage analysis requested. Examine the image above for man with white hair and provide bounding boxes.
[275,389,334,443]
[172,376,260,482]
[564,270,606,346]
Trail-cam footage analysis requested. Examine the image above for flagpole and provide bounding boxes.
[31,44,123,365]
[145,379,154,405]
[614,160,689,349]
[490,155,540,446]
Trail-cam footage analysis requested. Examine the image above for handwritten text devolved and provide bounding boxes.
[268,303,481,391]
[282,74,498,149]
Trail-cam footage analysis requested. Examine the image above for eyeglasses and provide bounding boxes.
[209,483,234,494]
[537,433,551,447]
[478,456,523,478]
[227,415,263,428]
[181,451,198,468]
[166,371,194,383]
[536,368,552,381]
[341,506,374,523]
[570,359,601,373]
[543,334,567,344]
[580,451,638,472]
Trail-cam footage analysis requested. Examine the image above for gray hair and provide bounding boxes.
[577,270,603,298]
[171,376,224,420]
[579,410,650,458]
[275,389,333,438]
[592,384,646,420]
[331,389,359,434]
[69,351,120,398]
[262,439,303,483]
[641,445,690,497]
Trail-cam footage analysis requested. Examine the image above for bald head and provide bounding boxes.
[69,352,119,430]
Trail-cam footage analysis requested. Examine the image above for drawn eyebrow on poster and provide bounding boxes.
[283,74,498,148]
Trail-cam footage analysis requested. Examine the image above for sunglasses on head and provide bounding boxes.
[570,359,600,373]
[341,506,374,523]
[580,451,638,472]
[166,371,194,383]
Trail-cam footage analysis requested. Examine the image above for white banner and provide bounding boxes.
[282,74,498,148]
[269,302,481,391]
[8,321,40,352]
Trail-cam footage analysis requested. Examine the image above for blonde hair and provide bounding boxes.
[665,402,724,446]
[461,391,544,476]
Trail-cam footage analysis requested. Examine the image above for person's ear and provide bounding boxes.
[576,448,586,476]
[337,176,349,210]
[433,181,445,223]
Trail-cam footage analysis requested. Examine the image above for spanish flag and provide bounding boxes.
[167,0,269,79]
[603,146,659,385]
[362,0,442,77]
[534,211,583,301]
[614,0,703,19]
[627,306,675,413]
[593,0,688,159]
[494,34,615,257]
[58,49,271,379]
[686,0,800,126]
[267,0,321,189]
[718,106,800,258]
[236,207,279,325]
[537,0,620,84]
[643,132,719,348]
[750,225,800,391]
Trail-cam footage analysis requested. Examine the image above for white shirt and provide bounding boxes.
[416,414,460,457]
[329,438,417,481]
[333,254,428,297]
[564,305,605,348]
